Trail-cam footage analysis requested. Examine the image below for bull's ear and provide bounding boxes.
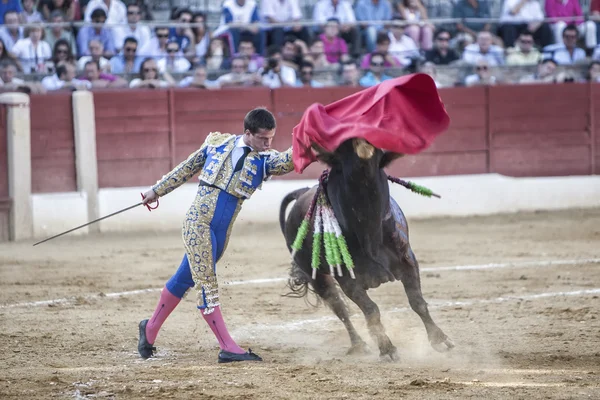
[311,142,337,166]
[380,152,404,169]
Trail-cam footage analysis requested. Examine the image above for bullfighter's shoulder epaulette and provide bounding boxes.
[204,132,236,147]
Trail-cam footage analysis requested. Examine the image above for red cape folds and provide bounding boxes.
[291,73,450,173]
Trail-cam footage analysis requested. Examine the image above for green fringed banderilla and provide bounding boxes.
[290,171,356,280]
[387,176,441,198]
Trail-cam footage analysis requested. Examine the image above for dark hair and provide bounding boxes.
[52,38,75,64]
[563,24,578,35]
[91,8,107,20]
[326,17,340,25]
[0,59,17,69]
[56,63,68,78]
[300,60,314,70]
[435,28,450,39]
[172,7,192,20]
[244,108,276,134]
[124,37,138,46]
[266,44,281,58]
[376,32,390,45]
[139,57,156,78]
[84,60,100,70]
[541,58,557,66]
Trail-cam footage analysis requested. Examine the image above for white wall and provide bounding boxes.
[30,174,600,238]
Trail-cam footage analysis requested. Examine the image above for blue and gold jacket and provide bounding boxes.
[152,132,294,199]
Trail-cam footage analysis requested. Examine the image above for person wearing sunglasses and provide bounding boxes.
[359,51,392,87]
[157,40,191,73]
[425,29,458,65]
[542,24,586,65]
[498,0,553,48]
[76,8,116,58]
[464,58,497,86]
[110,36,143,73]
[295,60,324,87]
[129,57,175,88]
[138,26,171,60]
[114,3,151,52]
[506,30,542,65]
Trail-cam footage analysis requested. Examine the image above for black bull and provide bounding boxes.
[279,138,454,360]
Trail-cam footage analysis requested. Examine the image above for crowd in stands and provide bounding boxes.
[1,0,600,93]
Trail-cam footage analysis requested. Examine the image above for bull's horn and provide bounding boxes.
[353,138,375,160]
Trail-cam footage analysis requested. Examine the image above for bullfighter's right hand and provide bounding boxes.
[141,189,159,206]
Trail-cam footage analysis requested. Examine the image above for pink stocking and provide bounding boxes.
[201,305,245,354]
[145,287,181,344]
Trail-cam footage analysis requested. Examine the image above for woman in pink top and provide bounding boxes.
[545,0,596,48]
[319,18,348,64]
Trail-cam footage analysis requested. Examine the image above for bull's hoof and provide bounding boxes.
[346,341,370,356]
[431,337,455,353]
[380,347,400,362]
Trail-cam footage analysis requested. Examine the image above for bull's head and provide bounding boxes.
[311,138,403,169]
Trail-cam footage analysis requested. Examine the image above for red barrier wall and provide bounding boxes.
[30,93,76,193]
[25,84,599,192]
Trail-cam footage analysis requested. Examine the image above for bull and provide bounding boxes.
[279,138,454,360]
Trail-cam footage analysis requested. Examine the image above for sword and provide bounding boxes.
[32,193,158,247]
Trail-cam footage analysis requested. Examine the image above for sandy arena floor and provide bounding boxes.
[0,208,599,399]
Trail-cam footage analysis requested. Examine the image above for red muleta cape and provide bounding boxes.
[291,73,450,173]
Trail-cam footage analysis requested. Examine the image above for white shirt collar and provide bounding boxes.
[236,135,251,149]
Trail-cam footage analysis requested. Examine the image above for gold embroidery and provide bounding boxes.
[263,146,294,176]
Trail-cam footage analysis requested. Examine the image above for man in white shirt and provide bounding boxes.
[542,24,586,65]
[498,0,553,48]
[10,25,52,73]
[84,0,127,26]
[157,41,191,73]
[0,60,46,93]
[258,45,296,88]
[462,31,506,66]
[387,20,419,67]
[41,62,92,91]
[312,0,360,55]
[0,11,24,52]
[260,0,310,47]
[113,3,150,52]
[139,26,170,61]
[216,56,261,87]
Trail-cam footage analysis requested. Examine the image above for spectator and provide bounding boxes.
[312,0,360,56]
[385,22,418,67]
[542,24,586,65]
[498,0,553,48]
[220,0,262,53]
[0,61,23,86]
[506,31,542,65]
[425,29,459,65]
[453,0,491,38]
[462,31,505,66]
[44,11,76,57]
[77,39,110,71]
[519,58,557,83]
[545,0,596,49]
[419,61,442,87]
[421,0,456,33]
[80,59,127,87]
[587,61,600,82]
[113,3,151,52]
[464,58,497,86]
[168,7,194,56]
[259,44,296,88]
[38,0,76,22]
[192,12,210,64]
[129,57,174,88]
[296,60,325,87]
[42,61,91,90]
[281,36,306,70]
[84,0,126,25]
[361,31,403,69]
[0,0,22,23]
[139,26,170,60]
[592,0,600,47]
[304,38,334,68]
[203,37,231,71]
[0,11,24,52]
[178,66,220,88]
[260,0,310,48]
[359,52,391,86]
[157,40,191,73]
[235,36,264,72]
[216,55,261,87]
[10,24,52,73]
[110,37,143,73]
[339,59,360,86]
[21,0,43,22]
[319,18,348,64]
[0,38,22,72]
[77,8,115,57]
[48,38,74,73]
[354,0,393,52]
[396,0,434,50]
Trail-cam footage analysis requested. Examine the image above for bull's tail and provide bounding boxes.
[279,187,310,241]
